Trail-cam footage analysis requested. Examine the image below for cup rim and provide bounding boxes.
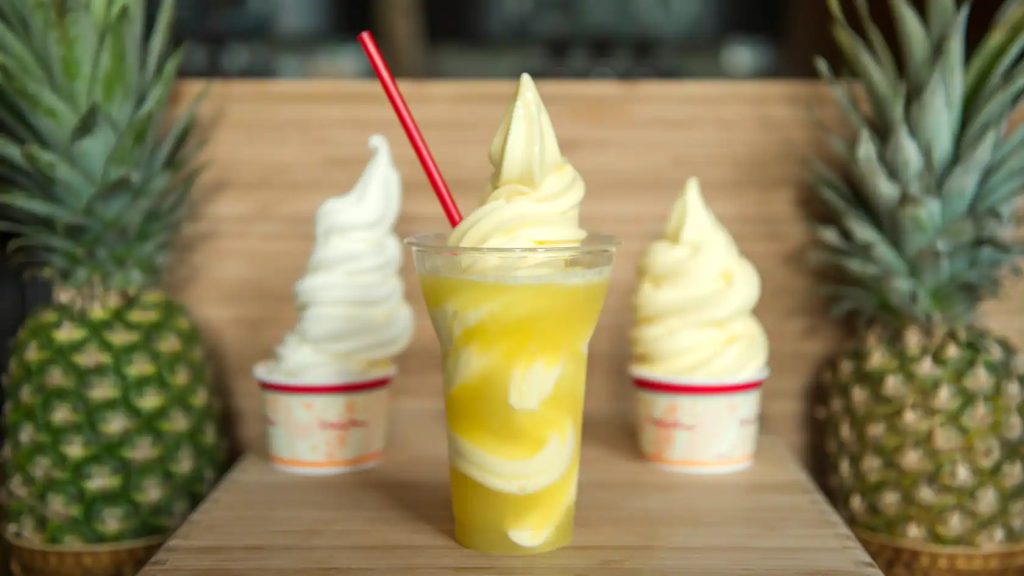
[630,367,770,389]
[253,360,396,389]
[404,232,620,255]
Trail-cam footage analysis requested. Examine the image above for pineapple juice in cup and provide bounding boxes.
[410,236,615,554]
[406,73,616,554]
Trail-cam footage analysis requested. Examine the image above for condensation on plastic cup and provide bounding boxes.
[631,368,769,475]
[253,361,393,476]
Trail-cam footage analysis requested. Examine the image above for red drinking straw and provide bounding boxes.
[357,31,463,227]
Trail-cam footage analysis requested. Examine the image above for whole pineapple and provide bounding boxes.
[0,0,226,551]
[811,0,1024,571]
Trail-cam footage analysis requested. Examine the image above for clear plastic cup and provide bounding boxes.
[253,362,392,476]
[631,369,768,474]
[408,233,617,555]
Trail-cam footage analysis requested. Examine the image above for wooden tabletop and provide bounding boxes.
[140,399,882,575]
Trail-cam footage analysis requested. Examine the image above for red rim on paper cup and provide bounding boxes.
[631,368,769,475]
[253,361,394,476]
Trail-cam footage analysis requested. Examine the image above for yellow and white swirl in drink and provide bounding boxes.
[419,269,609,553]
[409,74,615,554]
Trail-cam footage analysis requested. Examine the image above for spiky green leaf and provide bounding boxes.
[0,19,48,90]
[938,5,969,133]
[136,50,184,140]
[908,69,954,174]
[926,0,958,44]
[890,0,933,91]
[831,20,900,130]
[0,221,82,258]
[0,137,29,171]
[809,249,887,280]
[145,0,175,83]
[153,83,207,171]
[810,159,862,217]
[59,3,100,107]
[976,163,1024,212]
[819,285,885,319]
[884,117,925,193]
[91,4,129,116]
[0,191,87,227]
[963,59,1024,147]
[814,57,871,132]
[19,144,95,207]
[843,213,907,273]
[854,0,899,78]
[896,195,942,256]
[814,225,854,253]
[70,117,116,184]
[70,106,98,143]
[965,1,1024,109]
[976,137,1024,211]
[941,127,997,221]
[0,64,76,146]
[853,128,900,224]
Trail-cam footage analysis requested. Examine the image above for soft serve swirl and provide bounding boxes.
[631,178,768,379]
[448,73,586,249]
[272,135,413,380]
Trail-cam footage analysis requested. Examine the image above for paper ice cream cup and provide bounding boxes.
[631,368,768,475]
[253,361,393,476]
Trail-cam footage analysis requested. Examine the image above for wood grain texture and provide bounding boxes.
[140,399,882,575]
[170,79,1024,463]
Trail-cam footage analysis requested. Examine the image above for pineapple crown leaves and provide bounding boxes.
[811,0,1024,327]
[0,0,205,293]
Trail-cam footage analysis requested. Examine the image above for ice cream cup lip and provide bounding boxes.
[630,367,770,389]
[404,232,620,255]
[253,360,396,390]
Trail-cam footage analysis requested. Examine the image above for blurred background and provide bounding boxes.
[164,0,1000,80]
[0,0,1008,375]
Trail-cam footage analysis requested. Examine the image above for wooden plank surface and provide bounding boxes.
[140,399,882,575]
[170,79,1024,464]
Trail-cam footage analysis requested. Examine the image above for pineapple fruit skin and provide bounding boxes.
[819,324,1024,548]
[2,290,226,545]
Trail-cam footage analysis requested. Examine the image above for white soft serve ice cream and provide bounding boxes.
[448,73,586,249]
[270,135,413,380]
[631,178,768,379]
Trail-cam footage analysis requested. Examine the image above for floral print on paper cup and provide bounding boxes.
[632,370,768,475]
[254,364,392,476]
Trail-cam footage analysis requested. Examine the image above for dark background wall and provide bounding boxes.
[165,0,1001,79]
[0,254,48,412]
[0,258,20,377]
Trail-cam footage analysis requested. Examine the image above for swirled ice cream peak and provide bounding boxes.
[631,178,768,379]
[270,135,414,380]
[448,73,586,249]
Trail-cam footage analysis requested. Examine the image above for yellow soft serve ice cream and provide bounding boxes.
[417,73,611,554]
[448,73,586,249]
[632,178,768,379]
